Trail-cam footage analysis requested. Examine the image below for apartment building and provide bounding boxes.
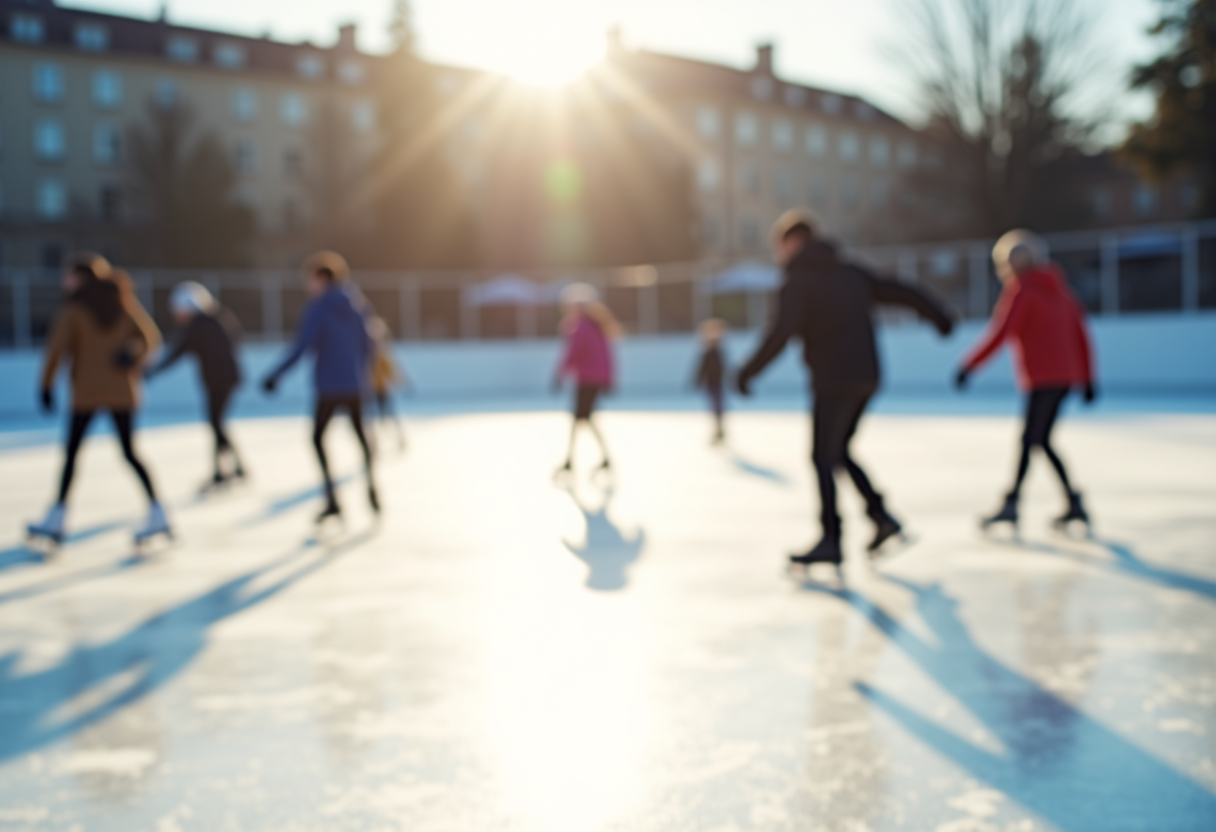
[0,0,383,268]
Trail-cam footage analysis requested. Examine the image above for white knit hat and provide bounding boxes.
[170,281,216,316]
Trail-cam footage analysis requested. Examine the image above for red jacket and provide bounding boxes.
[558,316,615,387]
[963,264,1094,391]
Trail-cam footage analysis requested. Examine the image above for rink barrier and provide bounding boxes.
[0,219,1214,348]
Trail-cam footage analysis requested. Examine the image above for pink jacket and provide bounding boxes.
[558,316,615,387]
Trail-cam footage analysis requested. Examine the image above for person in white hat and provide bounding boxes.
[146,281,247,491]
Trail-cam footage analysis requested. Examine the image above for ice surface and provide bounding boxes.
[0,405,1214,831]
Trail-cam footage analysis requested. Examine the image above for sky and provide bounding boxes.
[67,0,1165,131]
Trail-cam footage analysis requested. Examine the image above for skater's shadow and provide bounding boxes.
[727,453,789,486]
[561,485,645,592]
[237,475,354,529]
[0,554,143,607]
[0,520,130,573]
[0,529,373,762]
[802,578,1216,829]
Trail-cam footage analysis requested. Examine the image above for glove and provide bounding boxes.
[735,371,753,398]
[1083,382,1097,404]
[262,376,278,395]
[938,318,955,337]
[954,368,970,391]
[113,347,136,369]
[40,387,54,414]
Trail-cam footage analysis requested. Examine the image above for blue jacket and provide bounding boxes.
[267,284,372,398]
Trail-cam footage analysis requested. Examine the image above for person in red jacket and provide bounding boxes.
[553,283,619,476]
[956,229,1097,530]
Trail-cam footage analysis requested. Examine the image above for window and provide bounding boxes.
[283,146,304,176]
[231,87,258,123]
[99,183,122,221]
[338,61,366,85]
[12,14,45,43]
[37,179,68,220]
[774,164,795,203]
[739,160,761,196]
[351,100,376,134]
[1092,188,1112,218]
[696,159,720,193]
[696,105,720,140]
[32,63,65,104]
[855,101,876,121]
[297,54,325,80]
[740,216,761,250]
[808,171,831,206]
[771,120,793,152]
[702,214,720,245]
[1133,184,1158,217]
[232,138,256,174]
[280,93,308,127]
[821,94,843,116]
[784,86,806,107]
[154,77,178,110]
[166,36,199,63]
[283,198,305,230]
[751,76,773,101]
[75,22,109,51]
[93,123,121,165]
[805,125,828,158]
[735,112,758,147]
[92,69,123,109]
[897,140,917,169]
[840,174,860,208]
[838,131,860,164]
[215,42,246,69]
[869,135,890,167]
[33,119,66,162]
[871,179,890,210]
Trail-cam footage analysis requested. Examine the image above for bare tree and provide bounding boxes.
[890,0,1108,239]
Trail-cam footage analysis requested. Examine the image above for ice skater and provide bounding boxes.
[145,281,246,491]
[368,317,408,452]
[27,255,170,550]
[693,318,729,444]
[553,283,619,476]
[735,211,955,574]
[955,229,1096,532]
[260,251,378,523]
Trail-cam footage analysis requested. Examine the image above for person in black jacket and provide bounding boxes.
[735,210,956,572]
[146,281,246,489]
[693,318,729,444]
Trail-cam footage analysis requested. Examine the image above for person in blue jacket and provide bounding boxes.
[261,251,378,522]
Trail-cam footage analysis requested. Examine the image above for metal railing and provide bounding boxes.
[1,220,1213,347]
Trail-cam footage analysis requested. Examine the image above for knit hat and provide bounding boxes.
[170,281,216,316]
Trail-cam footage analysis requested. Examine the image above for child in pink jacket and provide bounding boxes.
[553,283,619,475]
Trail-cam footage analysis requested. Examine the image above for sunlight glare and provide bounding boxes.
[477,6,606,87]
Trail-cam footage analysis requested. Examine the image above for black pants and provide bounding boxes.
[313,396,374,505]
[1010,386,1074,499]
[206,383,243,478]
[574,385,602,421]
[812,385,887,542]
[58,410,157,504]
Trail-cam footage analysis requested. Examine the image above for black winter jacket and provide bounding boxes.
[739,241,955,394]
[151,308,243,393]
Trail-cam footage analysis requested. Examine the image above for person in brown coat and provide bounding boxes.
[26,253,170,547]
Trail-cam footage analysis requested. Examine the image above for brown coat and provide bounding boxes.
[40,300,162,411]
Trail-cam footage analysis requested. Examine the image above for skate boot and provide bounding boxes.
[981,494,1019,531]
[199,472,228,495]
[867,512,904,554]
[27,503,67,552]
[1053,492,1090,531]
[368,484,381,515]
[315,499,342,525]
[788,538,844,583]
[134,502,173,548]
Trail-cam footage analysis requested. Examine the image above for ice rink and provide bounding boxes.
[1,402,1214,831]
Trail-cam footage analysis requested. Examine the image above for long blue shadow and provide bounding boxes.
[728,453,790,486]
[0,530,373,762]
[0,520,130,573]
[0,554,144,606]
[561,485,645,592]
[804,578,1216,830]
[237,475,355,529]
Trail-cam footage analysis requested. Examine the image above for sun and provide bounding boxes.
[497,35,604,87]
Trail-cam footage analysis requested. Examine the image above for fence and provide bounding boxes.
[1,220,1213,347]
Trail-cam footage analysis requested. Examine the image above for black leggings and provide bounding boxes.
[812,386,888,542]
[207,384,243,477]
[313,397,374,505]
[58,410,157,504]
[1010,386,1074,498]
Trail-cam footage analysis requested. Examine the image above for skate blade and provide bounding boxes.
[868,533,918,565]
[132,530,174,557]
[785,561,845,588]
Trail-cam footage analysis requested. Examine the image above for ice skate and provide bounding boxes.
[315,499,343,526]
[867,513,905,556]
[368,484,381,516]
[198,472,231,496]
[787,539,844,584]
[26,503,67,555]
[981,495,1019,532]
[134,502,173,551]
[592,458,613,481]
[1053,491,1091,533]
[553,460,573,482]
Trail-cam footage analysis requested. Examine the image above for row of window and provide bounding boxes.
[697,159,891,208]
[9,13,366,83]
[695,106,914,168]
[23,63,376,130]
[744,78,876,121]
